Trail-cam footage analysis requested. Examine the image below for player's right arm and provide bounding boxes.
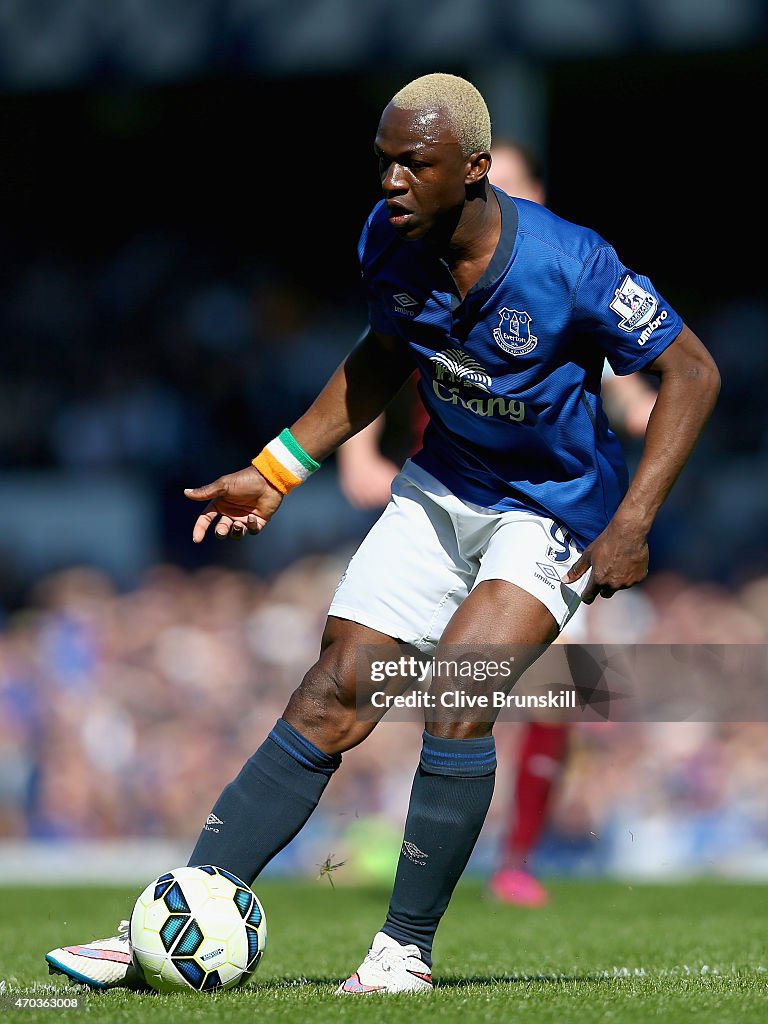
[184,327,414,542]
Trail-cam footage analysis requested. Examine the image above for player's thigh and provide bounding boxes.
[424,516,589,738]
[328,469,473,653]
[428,579,560,738]
[475,512,590,631]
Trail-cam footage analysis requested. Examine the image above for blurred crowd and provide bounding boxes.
[2,557,768,881]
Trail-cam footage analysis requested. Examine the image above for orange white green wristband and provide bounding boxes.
[251,428,321,495]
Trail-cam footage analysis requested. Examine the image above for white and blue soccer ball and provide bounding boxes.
[129,865,266,993]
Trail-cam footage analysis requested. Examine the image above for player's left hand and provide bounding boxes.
[562,522,649,604]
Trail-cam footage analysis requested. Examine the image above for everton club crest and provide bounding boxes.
[493,308,538,356]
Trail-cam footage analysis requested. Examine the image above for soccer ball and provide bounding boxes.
[129,865,266,993]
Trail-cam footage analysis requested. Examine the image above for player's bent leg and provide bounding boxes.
[371,582,559,980]
[186,619,400,884]
[463,517,585,908]
[48,619,400,992]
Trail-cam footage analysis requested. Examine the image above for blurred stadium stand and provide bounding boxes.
[0,1,764,89]
[1,0,767,883]
[2,562,768,885]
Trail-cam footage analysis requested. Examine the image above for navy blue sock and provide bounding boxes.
[383,732,496,965]
[187,718,340,885]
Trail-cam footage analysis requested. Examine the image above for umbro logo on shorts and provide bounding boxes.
[535,562,561,590]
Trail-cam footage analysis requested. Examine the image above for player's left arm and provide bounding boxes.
[184,327,415,542]
[564,324,720,603]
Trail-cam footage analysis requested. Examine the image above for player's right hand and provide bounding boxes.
[184,466,284,543]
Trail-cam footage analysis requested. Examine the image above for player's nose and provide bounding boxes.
[381,160,407,194]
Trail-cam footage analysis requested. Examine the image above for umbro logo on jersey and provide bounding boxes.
[204,813,224,832]
[393,292,418,316]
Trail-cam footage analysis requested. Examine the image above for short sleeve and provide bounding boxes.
[573,244,683,375]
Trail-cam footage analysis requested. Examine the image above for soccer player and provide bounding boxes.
[336,137,657,909]
[46,73,719,994]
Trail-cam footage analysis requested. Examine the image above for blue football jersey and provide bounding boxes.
[358,186,683,550]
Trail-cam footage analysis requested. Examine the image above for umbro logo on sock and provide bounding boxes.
[204,813,224,832]
[402,841,428,866]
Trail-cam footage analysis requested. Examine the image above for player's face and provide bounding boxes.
[374,103,474,241]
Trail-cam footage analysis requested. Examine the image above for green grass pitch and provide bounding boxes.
[1,880,766,1023]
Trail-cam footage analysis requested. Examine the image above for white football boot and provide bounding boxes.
[46,920,148,990]
[337,931,433,994]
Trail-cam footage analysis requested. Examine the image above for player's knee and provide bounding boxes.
[284,646,364,752]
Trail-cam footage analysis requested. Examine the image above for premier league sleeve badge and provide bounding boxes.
[609,275,658,333]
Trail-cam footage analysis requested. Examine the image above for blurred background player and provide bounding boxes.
[336,137,657,908]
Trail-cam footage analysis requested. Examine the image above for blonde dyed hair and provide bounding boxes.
[390,73,491,157]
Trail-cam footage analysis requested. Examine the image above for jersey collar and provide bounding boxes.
[465,185,519,296]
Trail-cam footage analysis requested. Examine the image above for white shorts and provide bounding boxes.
[329,460,590,654]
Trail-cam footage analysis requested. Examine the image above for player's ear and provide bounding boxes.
[465,151,491,186]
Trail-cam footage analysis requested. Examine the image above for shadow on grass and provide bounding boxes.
[434,974,608,988]
[32,972,610,999]
[257,973,605,990]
